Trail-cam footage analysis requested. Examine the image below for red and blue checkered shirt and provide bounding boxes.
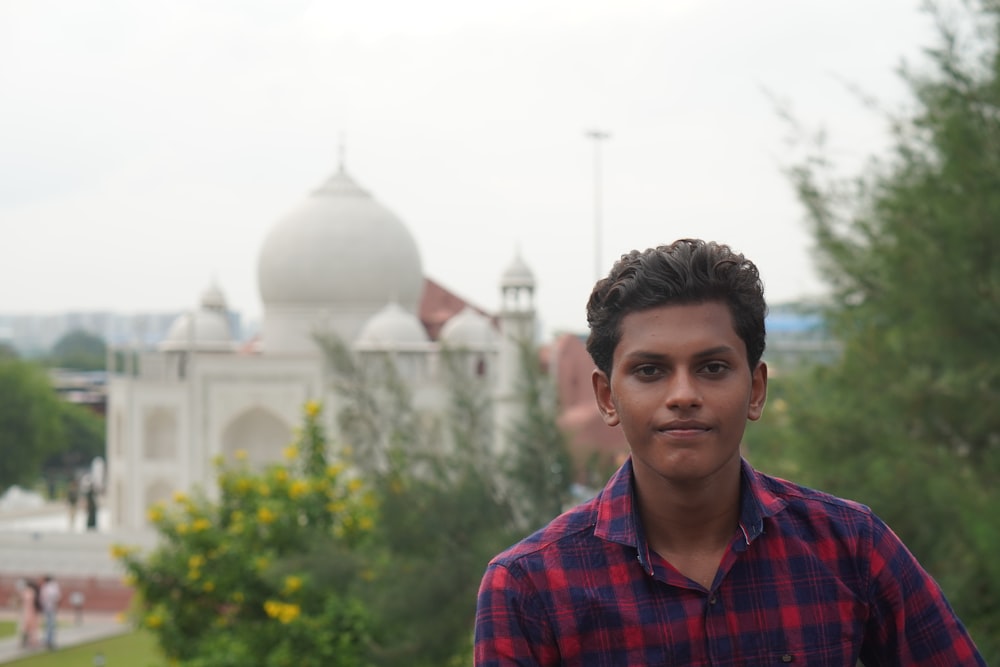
[475,458,985,666]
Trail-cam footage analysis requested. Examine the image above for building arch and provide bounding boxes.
[143,408,178,460]
[221,408,293,467]
[145,478,175,510]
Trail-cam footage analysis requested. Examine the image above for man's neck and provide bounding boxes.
[633,458,742,556]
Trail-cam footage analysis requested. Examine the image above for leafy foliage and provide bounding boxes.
[503,338,573,531]
[44,401,106,477]
[117,402,376,667]
[0,358,65,489]
[759,2,1000,659]
[48,329,107,370]
[320,335,571,666]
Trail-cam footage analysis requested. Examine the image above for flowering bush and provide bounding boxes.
[115,401,375,667]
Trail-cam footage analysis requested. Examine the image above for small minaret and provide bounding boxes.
[494,249,537,455]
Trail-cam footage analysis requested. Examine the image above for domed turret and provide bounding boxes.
[355,302,429,348]
[256,167,425,353]
[439,307,498,349]
[500,251,535,290]
[159,282,235,352]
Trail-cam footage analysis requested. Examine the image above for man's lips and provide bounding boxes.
[657,421,710,436]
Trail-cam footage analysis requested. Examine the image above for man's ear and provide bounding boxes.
[747,361,768,421]
[592,368,620,426]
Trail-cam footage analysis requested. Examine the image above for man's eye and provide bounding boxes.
[702,362,728,375]
[635,366,660,378]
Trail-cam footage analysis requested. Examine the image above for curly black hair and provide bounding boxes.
[585,239,767,376]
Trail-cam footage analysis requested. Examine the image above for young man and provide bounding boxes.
[474,239,985,665]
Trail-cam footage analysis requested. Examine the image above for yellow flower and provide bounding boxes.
[264,600,301,624]
[187,568,201,581]
[172,490,188,504]
[147,505,165,523]
[192,518,211,532]
[122,573,137,587]
[347,478,363,493]
[236,478,253,493]
[110,543,136,560]
[275,469,289,483]
[232,591,245,603]
[305,400,321,418]
[258,482,271,497]
[202,581,215,593]
[254,556,270,571]
[283,575,303,594]
[282,444,298,460]
[358,516,374,532]
[257,507,277,524]
[288,480,309,500]
[211,454,224,468]
[176,523,190,535]
[326,463,345,478]
[188,555,205,569]
[145,613,164,629]
[326,501,346,515]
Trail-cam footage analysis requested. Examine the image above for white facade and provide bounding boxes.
[106,165,534,530]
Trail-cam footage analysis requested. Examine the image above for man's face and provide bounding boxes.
[592,301,767,488]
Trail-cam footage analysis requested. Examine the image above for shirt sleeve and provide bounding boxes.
[474,561,559,667]
[861,514,987,666]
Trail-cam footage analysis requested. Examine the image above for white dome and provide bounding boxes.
[439,307,498,348]
[355,302,429,347]
[257,169,424,311]
[159,310,234,352]
[200,282,227,311]
[501,251,535,289]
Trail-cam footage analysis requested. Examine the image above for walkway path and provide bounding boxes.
[0,612,129,664]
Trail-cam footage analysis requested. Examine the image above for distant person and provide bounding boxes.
[18,578,40,649]
[84,478,98,531]
[66,478,80,531]
[474,239,985,665]
[39,575,61,650]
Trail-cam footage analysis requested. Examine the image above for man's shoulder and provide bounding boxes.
[489,498,600,570]
[752,467,877,525]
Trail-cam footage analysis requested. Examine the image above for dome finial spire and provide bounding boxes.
[338,133,347,173]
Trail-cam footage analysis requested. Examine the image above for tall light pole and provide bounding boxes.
[585,129,611,282]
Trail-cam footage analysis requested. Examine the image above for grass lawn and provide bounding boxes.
[0,620,16,639]
[6,631,168,667]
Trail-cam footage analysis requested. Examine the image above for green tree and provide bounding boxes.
[44,401,106,478]
[117,402,376,667]
[0,358,65,490]
[503,338,573,531]
[319,337,514,666]
[319,335,571,666]
[48,329,107,370]
[770,1,1000,657]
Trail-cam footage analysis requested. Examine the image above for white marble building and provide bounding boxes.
[106,164,535,530]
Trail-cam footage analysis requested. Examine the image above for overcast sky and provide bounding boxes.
[0,0,940,337]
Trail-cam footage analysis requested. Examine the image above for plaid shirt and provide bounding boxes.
[475,458,985,666]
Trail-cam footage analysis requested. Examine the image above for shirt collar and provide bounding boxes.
[593,457,788,559]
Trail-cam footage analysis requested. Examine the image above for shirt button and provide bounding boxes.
[781,654,793,663]
[708,595,718,605]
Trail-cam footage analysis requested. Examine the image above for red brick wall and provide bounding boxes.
[0,574,133,614]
